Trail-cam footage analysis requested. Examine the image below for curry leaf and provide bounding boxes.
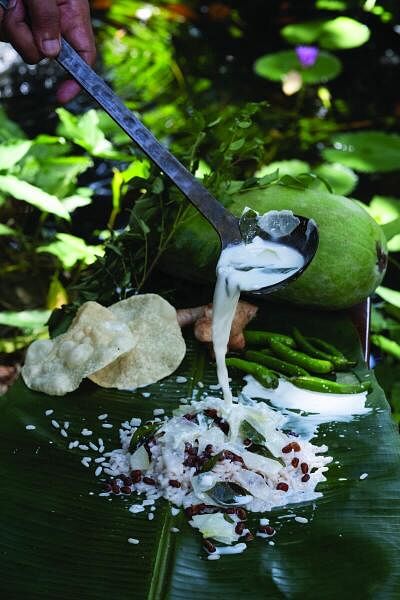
[239,420,266,445]
[206,482,250,507]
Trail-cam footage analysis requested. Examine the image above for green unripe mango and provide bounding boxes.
[161,184,387,310]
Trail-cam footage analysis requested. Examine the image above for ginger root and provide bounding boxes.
[176,301,258,351]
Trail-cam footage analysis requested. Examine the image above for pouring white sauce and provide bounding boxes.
[212,211,305,405]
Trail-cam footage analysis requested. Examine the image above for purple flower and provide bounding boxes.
[295,45,319,68]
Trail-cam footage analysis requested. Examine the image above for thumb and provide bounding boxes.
[27,0,61,57]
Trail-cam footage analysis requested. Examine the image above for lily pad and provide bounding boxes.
[322,131,400,172]
[281,17,370,50]
[313,163,358,195]
[254,50,342,84]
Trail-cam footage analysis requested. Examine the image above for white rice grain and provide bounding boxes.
[98,414,108,420]
[129,505,145,514]
[102,424,113,429]
[81,428,93,436]
[128,538,139,545]
[45,409,54,416]
[79,444,89,451]
[51,420,60,429]
[60,429,68,438]
[360,473,368,480]
[95,466,103,477]
[295,516,308,524]
[25,425,36,430]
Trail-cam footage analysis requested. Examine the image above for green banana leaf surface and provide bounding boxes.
[1,304,400,599]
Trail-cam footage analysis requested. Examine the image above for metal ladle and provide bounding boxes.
[17,31,319,293]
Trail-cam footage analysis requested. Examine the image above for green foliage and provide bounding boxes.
[363,196,400,251]
[0,175,71,220]
[313,163,358,195]
[37,234,104,269]
[322,132,400,172]
[254,50,342,84]
[281,17,370,49]
[0,309,51,332]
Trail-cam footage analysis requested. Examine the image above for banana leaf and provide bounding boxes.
[1,304,400,599]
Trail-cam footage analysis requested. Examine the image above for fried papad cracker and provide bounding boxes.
[89,294,186,390]
[21,301,137,395]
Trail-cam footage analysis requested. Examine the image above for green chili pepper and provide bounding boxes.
[245,350,309,377]
[226,357,279,389]
[292,327,352,370]
[269,339,334,374]
[244,330,296,348]
[290,375,372,394]
[306,336,346,359]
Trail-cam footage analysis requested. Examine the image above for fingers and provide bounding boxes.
[2,0,41,63]
[61,0,96,66]
[58,1,96,102]
[27,0,61,57]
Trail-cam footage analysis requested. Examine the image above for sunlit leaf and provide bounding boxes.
[365,196,400,224]
[46,274,69,310]
[61,189,93,213]
[56,109,131,160]
[120,160,150,182]
[0,175,70,220]
[254,50,341,84]
[256,160,310,179]
[322,132,400,172]
[282,18,370,50]
[381,218,400,242]
[313,163,358,195]
[28,156,93,197]
[0,223,15,236]
[0,140,32,170]
[0,309,51,331]
[376,286,400,308]
[37,233,104,269]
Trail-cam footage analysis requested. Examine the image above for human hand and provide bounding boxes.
[0,0,96,103]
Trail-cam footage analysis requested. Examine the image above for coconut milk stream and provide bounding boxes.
[212,235,304,405]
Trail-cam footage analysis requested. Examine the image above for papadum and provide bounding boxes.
[21,301,136,395]
[89,294,186,390]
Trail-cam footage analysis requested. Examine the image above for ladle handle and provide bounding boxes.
[57,38,239,242]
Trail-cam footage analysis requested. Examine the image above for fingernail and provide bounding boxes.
[42,39,60,56]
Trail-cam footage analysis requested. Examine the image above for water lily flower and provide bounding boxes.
[295,46,319,68]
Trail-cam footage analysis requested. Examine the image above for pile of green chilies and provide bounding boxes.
[225,327,371,394]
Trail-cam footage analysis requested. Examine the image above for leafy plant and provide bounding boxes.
[281,17,370,50]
